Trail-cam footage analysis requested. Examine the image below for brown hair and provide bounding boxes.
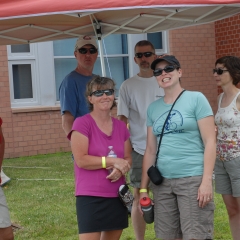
[86,75,117,111]
[215,56,240,86]
[134,40,155,53]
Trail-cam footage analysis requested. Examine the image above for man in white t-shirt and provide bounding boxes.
[117,40,164,240]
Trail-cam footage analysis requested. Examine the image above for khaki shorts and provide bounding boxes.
[0,187,11,228]
[129,150,143,188]
[214,157,240,197]
[151,176,214,240]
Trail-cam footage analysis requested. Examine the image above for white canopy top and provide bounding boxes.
[0,0,240,45]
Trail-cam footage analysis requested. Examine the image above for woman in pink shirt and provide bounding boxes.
[68,76,132,240]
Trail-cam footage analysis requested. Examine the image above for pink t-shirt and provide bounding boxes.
[69,114,130,197]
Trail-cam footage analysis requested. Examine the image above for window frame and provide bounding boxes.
[7,44,36,60]
[8,60,40,107]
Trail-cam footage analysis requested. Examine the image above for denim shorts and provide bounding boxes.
[214,157,240,197]
[151,176,214,240]
[0,187,11,228]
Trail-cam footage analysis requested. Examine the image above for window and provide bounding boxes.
[7,32,168,108]
[7,44,40,107]
[8,60,39,106]
[8,42,56,108]
[147,32,163,50]
[53,34,129,99]
[12,64,33,99]
[11,44,30,53]
[147,32,168,54]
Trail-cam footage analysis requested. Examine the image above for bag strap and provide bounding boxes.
[155,90,186,166]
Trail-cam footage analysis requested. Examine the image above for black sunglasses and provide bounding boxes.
[135,52,155,58]
[153,65,177,76]
[78,47,98,54]
[90,89,114,97]
[213,68,228,75]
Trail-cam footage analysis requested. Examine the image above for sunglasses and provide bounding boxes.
[153,65,177,76]
[78,47,98,54]
[135,52,155,58]
[90,89,114,97]
[213,68,228,75]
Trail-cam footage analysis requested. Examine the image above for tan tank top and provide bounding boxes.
[215,92,240,161]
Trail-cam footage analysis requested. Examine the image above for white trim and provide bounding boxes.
[37,41,57,106]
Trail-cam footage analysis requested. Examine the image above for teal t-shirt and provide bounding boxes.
[147,91,213,179]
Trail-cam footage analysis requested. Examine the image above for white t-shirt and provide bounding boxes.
[117,75,164,155]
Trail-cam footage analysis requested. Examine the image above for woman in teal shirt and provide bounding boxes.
[140,55,216,240]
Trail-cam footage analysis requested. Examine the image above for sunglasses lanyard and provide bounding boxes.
[154,90,186,167]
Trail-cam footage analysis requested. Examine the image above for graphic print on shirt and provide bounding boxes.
[215,106,240,160]
[153,110,184,135]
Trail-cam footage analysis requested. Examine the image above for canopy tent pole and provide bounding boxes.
[91,15,106,77]
[98,38,106,77]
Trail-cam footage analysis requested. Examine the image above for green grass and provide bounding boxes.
[2,152,231,240]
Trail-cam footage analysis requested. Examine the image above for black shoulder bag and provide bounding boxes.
[147,90,186,185]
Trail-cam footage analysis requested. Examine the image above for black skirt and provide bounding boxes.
[76,196,128,233]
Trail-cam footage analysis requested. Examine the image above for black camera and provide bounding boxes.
[147,165,163,185]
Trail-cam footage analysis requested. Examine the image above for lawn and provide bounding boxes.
[2,152,231,240]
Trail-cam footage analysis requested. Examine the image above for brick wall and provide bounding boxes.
[215,13,240,94]
[0,46,70,158]
[0,45,14,159]
[8,111,70,158]
[168,23,218,113]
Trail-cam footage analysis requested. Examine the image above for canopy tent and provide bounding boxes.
[1,0,240,75]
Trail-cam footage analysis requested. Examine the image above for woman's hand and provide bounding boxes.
[139,192,150,215]
[112,158,131,175]
[106,168,122,182]
[139,192,154,216]
[197,179,213,208]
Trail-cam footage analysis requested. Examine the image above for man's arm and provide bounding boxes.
[117,82,129,126]
[62,111,74,136]
[0,126,5,169]
[118,115,128,125]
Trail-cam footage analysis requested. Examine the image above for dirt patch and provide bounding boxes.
[12,223,23,232]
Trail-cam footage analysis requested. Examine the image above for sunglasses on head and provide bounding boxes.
[78,47,98,54]
[153,65,177,76]
[90,89,114,97]
[213,68,228,75]
[135,52,154,58]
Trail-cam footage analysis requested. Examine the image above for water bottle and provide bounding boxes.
[107,146,117,158]
[140,197,154,224]
[107,146,117,173]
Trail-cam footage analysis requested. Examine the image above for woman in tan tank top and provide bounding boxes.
[214,55,240,240]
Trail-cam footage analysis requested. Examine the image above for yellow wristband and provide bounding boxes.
[139,189,147,193]
[102,156,106,168]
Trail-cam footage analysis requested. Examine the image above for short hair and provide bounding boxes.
[134,40,155,53]
[86,76,117,111]
[215,56,240,86]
